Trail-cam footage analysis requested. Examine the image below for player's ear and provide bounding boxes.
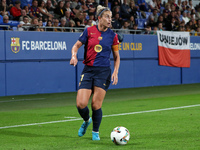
[98,16,101,20]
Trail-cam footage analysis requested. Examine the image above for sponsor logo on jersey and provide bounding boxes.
[94,44,102,52]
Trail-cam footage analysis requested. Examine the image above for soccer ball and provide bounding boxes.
[110,126,130,145]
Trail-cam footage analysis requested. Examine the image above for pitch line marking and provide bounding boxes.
[0,98,46,103]
[0,104,200,129]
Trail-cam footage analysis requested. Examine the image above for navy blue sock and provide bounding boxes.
[77,106,90,121]
[92,108,102,132]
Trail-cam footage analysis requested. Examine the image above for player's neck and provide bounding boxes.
[98,24,108,32]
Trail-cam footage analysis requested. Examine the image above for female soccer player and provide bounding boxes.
[70,5,120,141]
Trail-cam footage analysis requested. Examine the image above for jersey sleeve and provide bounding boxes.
[113,33,119,46]
[112,33,119,52]
[78,28,88,44]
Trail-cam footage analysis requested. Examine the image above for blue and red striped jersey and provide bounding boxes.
[78,25,119,67]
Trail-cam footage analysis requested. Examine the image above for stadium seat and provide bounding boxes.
[135,19,147,29]
[145,12,152,19]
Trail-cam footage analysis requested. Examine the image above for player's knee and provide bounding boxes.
[91,102,101,110]
[76,101,87,109]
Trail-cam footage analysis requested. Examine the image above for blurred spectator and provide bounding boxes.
[176,0,183,11]
[167,10,176,24]
[54,1,65,19]
[0,15,22,30]
[157,22,164,30]
[149,0,158,12]
[196,7,200,20]
[129,0,139,19]
[181,0,187,12]
[38,20,44,31]
[67,20,76,32]
[18,16,31,31]
[163,9,169,25]
[119,20,130,34]
[64,1,75,19]
[0,0,10,16]
[157,0,164,13]
[128,15,135,29]
[38,0,53,21]
[59,17,67,32]
[46,0,55,16]
[74,11,85,27]
[29,17,39,31]
[170,3,176,12]
[19,9,31,23]
[187,0,194,10]
[148,9,159,23]
[71,0,79,10]
[88,13,96,26]
[171,0,177,7]
[23,5,30,17]
[143,25,152,34]
[86,0,96,14]
[9,0,21,20]
[29,0,41,18]
[182,11,189,24]
[152,26,158,34]
[46,20,53,31]
[164,4,171,13]
[177,25,185,31]
[20,0,32,9]
[194,27,200,36]
[63,10,71,27]
[112,6,120,17]
[166,17,177,31]
[157,14,166,29]
[197,19,200,28]
[112,12,122,29]
[120,0,131,20]
[111,0,120,11]
[85,19,92,28]
[52,18,60,31]
[133,24,140,34]
[138,0,149,12]
[176,9,183,22]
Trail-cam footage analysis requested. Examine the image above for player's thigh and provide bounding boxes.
[91,86,106,110]
[76,89,92,109]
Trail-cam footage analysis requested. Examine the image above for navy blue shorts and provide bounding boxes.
[79,65,111,91]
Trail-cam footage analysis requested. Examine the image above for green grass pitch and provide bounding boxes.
[0,84,200,150]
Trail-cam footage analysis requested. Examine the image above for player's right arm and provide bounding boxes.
[70,40,83,67]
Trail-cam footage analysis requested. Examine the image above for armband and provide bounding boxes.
[112,45,119,52]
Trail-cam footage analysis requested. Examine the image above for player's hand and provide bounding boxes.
[111,72,118,85]
[70,56,78,67]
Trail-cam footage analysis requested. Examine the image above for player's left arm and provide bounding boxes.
[111,45,120,85]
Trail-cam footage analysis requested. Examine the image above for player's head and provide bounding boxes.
[96,5,112,28]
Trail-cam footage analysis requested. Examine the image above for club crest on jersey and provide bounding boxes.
[98,36,103,41]
[94,44,102,52]
[11,37,20,53]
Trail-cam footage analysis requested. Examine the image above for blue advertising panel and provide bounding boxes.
[5,31,80,60]
[134,59,181,87]
[110,60,134,89]
[0,63,5,96]
[133,35,158,58]
[6,61,76,96]
[0,31,5,60]
[190,36,200,57]
[182,59,200,84]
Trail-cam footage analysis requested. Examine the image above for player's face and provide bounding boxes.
[100,11,112,28]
